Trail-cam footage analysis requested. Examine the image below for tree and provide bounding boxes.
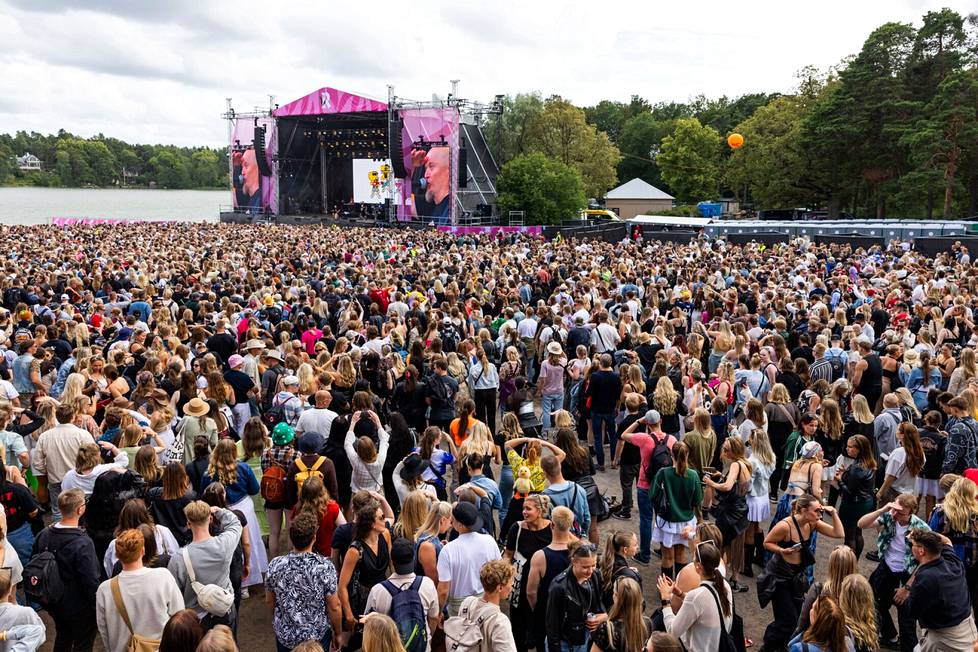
[617,113,676,191]
[484,93,544,165]
[656,118,721,203]
[902,69,978,217]
[523,97,620,198]
[724,96,812,209]
[191,149,222,188]
[496,152,586,225]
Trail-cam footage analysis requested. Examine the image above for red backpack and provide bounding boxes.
[260,460,287,503]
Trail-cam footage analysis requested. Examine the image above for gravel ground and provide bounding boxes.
[36,457,889,651]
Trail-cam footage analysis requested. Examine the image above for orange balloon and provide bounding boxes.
[727,133,744,149]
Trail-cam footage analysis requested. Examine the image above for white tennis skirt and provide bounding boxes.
[917,478,944,499]
[747,495,771,522]
[651,515,697,548]
[231,495,270,588]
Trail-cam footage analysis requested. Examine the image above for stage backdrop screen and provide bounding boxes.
[352,159,402,205]
[398,108,459,224]
[230,117,277,214]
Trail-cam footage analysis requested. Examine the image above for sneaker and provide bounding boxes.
[866,550,880,562]
[730,581,749,593]
[241,587,250,599]
[631,555,650,567]
[612,511,631,520]
[596,465,606,472]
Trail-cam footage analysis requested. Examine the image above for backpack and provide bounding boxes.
[382,577,428,652]
[23,538,67,606]
[110,576,160,652]
[262,394,298,430]
[441,326,461,353]
[260,460,287,503]
[826,356,845,382]
[295,457,326,493]
[642,432,673,486]
[444,595,501,652]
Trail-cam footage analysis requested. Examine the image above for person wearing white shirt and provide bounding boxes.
[658,542,734,652]
[33,404,95,522]
[96,529,184,652]
[296,391,339,436]
[591,314,621,355]
[436,502,501,616]
[61,442,129,495]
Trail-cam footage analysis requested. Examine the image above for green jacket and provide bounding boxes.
[650,467,702,523]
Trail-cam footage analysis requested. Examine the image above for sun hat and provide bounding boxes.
[228,354,245,369]
[546,341,563,356]
[184,397,209,417]
[399,453,427,482]
[245,339,266,350]
[265,350,284,362]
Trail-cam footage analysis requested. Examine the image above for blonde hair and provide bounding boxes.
[768,383,790,404]
[820,399,844,441]
[459,421,493,460]
[206,439,239,487]
[416,500,452,540]
[851,394,874,424]
[361,613,403,652]
[652,376,678,414]
[393,491,430,540]
[749,428,776,467]
[839,574,878,652]
[823,545,857,597]
[942,476,978,533]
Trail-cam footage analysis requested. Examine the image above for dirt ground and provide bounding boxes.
[36,460,885,651]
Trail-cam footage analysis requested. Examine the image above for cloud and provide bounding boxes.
[0,0,975,148]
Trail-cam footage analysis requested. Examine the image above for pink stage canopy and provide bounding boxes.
[272,87,388,117]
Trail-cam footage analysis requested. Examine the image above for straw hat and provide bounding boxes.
[184,397,209,417]
[546,341,563,356]
[245,339,266,350]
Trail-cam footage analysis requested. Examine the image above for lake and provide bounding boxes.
[0,187,226,224]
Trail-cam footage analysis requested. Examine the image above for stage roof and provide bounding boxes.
[273,87,388,118]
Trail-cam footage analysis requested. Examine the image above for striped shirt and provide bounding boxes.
[809,358,834,385]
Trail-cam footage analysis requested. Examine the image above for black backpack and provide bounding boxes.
[642,432,673,486]
[382,577,428,652]
[23,528,82,606]
[826,356,845,382]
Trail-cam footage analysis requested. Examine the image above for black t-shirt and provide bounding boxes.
[0,482,37,531]
[617,413,643,466]
[505,522,553,562]
[332,522,355,560]
[206,332,237,366]
[223,369,255,404]
[588,370,622,414]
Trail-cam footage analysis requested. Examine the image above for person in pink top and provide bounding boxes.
[616,410,676,565]
[301,323,323,356]
[536,342,567,433]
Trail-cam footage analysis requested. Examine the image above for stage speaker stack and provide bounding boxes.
[253,126,273,177]
[458,138,468,188]
[389,118,406,178]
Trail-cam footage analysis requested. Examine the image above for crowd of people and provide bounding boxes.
[0,222,975,652]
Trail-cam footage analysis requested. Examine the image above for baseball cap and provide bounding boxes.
[391,537,416,574]
[642,409,661,425]
[452,502,482,532]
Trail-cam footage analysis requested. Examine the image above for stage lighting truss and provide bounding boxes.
[300,127,388,159]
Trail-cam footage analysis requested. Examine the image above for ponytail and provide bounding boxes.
[696,541,730,617]
[672,441,689,478]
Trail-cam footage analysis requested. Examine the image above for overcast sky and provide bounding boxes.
[0,0,973,148]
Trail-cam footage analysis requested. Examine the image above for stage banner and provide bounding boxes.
[398,108,459,225]
[273,87,388,117]
[231,117,277,214]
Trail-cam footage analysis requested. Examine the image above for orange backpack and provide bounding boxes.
[260,460,287,503]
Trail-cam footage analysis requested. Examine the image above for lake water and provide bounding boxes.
[0,187,226,224]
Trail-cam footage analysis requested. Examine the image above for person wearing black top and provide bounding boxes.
[585,355,622,471]
[613,399,644,520]
[0,459,39,565]
[836,435,876,559]
[32,489,101,652]
[852,339,883,412]
[896,530,977,650]
[545,543,606,652]
[390,365,428,433]
[205,320,237,367]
